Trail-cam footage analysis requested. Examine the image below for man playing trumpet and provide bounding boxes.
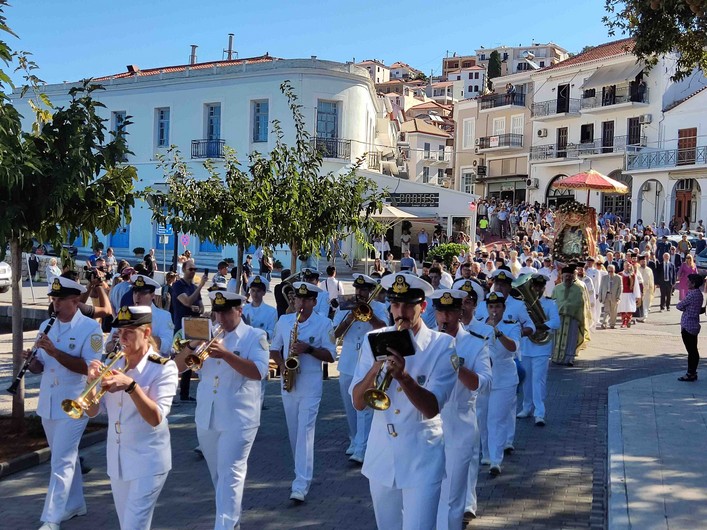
[24,277,103,530]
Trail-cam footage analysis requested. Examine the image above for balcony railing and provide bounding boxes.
[532,98,581,118]
[423,151,451,162]
[577,135,646,155]
[627,146,707,170]
[479,92,526,110]
[367,152,381,170]
[530,143,579,161]
[581,86,649,109]
[478,133,523,149]
[191,139,225,159]
[311,137,351,160]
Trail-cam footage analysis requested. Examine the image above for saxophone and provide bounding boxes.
[283,310,303,392]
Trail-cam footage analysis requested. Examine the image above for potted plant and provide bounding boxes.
[273,259,284,271]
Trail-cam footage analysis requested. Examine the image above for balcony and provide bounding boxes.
[479,92,526,110]
[311,137,351,160]
[581,85,649,112]
[627,146,707,171]
[367,152,381,171]
[530,143,579,161]
[531,98,581,119]
[577,135,646,156]
[477,133,523,151]
[191,139,225,159]
[423,151,452,164]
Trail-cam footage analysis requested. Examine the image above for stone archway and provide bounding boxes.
[545,174,574,208]
[602,170,632,223]
[669,178,702,230]
[636,178,664,226]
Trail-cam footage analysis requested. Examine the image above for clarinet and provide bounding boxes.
[7,314,57,395]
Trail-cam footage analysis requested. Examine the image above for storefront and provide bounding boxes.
[486,179,527,203]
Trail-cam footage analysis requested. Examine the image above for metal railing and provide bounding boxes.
[367,152,380,170]
[627,146,707,170]
[478,133,523,149]
[577,135,646,155]
[581,86,649,110]
[532,98,581,117]
[191,139,225,159]
[311,137,351,160]
[530,143,578,161]
[479,92,526,110]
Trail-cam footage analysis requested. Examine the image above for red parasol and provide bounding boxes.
[552,169,629,204]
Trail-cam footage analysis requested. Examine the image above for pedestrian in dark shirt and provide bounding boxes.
[676,274,705,382]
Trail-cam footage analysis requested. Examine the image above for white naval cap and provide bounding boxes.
[381,273,434,303]
[48,276,86,297]
[209,290,246,311]
[292,281,324,298]
[452,278,485,303]
[130,274,161,292]
[429,288,467,310]
[247,275,270,291]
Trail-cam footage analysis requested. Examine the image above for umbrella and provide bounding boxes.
[552,169,629,204]
[369,204,418,225]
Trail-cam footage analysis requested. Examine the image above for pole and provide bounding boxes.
[25,254,35,303]
[162,236,167,272]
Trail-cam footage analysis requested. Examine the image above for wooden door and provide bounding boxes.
[557,127,568,158]
[678,127,697,165]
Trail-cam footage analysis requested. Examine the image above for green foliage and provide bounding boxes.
[427,243,469,268]
[604,0,707,81]
[133,247,145,256]
[487,50,502,79]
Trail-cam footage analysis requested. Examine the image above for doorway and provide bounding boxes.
[557,84,570,113]
[677,128,697,165]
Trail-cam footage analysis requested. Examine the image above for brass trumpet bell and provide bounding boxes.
[62,398,87,420]
[363,386,391,410]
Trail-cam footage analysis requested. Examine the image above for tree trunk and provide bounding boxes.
[10,237,25,432]
[289,242,298,273]
[236,245,244,294]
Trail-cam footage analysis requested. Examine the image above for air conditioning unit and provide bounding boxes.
[526,178,539,189]
[639,114,652,124]
[474,138,481,146]
[474,147,480,154]
[537,128,548,138]
[642,182,651,192]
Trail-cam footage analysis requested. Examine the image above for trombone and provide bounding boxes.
[183,323,226,371]
[363,320,402,411]
[62,347,126,420]
[335,284,383,339]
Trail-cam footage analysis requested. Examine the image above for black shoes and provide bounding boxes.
[678,373,698,382]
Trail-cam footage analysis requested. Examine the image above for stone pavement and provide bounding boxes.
[0,287,696,529]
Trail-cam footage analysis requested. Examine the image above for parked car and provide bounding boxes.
[0,261,11,293]
[30,239,78,257]
[666,231,701,254]
[695,247,707,276]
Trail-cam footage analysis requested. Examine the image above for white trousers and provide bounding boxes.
[110,471,168,530]
[369,478,441,530]
[282,393,321,494]
[41,417,87,524]
[520,355,550,418]
[338,374,372,456]
[463,428,482,515]
[197,427,258,530]
[642,288,653,318]
[438,434,478,529]
[478,386,516,465]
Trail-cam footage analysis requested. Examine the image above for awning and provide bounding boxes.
[581,62,644,91]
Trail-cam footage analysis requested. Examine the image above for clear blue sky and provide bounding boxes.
[7,0,620,85]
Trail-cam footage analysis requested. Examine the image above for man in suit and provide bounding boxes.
[656,236,671,258]
[656,252,677,311]
[599,265,622,329]
[668,246,682,270]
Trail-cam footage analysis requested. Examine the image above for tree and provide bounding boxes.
[604,0,707,80]
[0,3,136,430]
[487,50,502,79]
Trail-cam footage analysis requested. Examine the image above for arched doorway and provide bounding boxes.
[672,178,701,230]
[602,170,632,223]
[545,174,574,208]
[637,178,664,226]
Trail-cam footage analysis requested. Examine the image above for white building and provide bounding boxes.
[355,59,391,84]
[476,42,569,76]
[13,54,474,265]
[399,119,453,186]
[446,65,487,100]
[389,61,422,81]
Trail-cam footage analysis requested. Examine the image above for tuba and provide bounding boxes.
[282,309,303,392]
[511,273,551,344]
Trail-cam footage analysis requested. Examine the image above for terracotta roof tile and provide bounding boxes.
[541,38,634,72]
[664,84,707,112]
[93,55,279,81]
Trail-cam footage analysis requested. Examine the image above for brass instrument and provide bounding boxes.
[183,323,226,370]
[363,321,403,411]
[511,273,551,344]
[7,313,56,395]
[282,310,303,392]
[335,284,383,339]
[62,347,126,419]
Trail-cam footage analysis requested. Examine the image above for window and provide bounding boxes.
[462,171,475,194]
[316,100,338,139]
[156,108,170,147]
[206,104,221,140]
[437,168,444,181]
[580,123,594,144]
[468,85,473,93]
[252,100,269,142]
[539,61,545,67]
[511,115,524,137]
[462,118,475,150]
[424,142,431,159]
[628,117,643,146]
[475,72,479,79]
[438,145,445,161]
[474,85,479,92]
[492,117,506,136]
[112,111,127,133]
[503,53,508,61]
[469,73,473,80]
[480,54,486,61]
[422,167,430,183]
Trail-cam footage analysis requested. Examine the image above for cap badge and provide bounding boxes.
[392,275,409,294]
[497,272,507,281]
[355,276,365,285]
[253,277,262,284]
[440,292,454,305]
[117,306,131,321]
[51,279,61,293]
[134,277,145,288]
[298,284,308,295]
[214,292,226,306]
[459,281,472,293]
[488,292,500,303]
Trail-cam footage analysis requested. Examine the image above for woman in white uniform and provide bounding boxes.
[85,306,178,530]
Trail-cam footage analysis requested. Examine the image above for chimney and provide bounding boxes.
[126,65,139,74]
[227,34,234,60]
[189,45,198,65]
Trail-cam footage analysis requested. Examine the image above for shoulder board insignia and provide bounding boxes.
[469,330,488,340]
[148,353,169,365]
[503,319,517,324]
[90,334,103,353]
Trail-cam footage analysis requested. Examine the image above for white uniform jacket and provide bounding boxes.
[476,296,536,337]
[271,312,336,397]
[314,291,330,318]
[332,300,388,377]
[441,327,492,449]
[242,302,278,340]
[485,319,521,390]
[151,304,175,357]
[196,323,270,432]
[100,349,178,481]
[36,311,103,419]
[350,323,457,488]
[521,297,561,358]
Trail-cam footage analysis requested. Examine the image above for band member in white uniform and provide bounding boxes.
[517,274,560,427]
[25,277,103,530]
[130,274,174,356]
[432,288,492,530]
[270,282,336,502]
[351,274,457,530]
[188,291,270,530]
[84,306,178,530]
[477,292,521,476]
[302,268,331,318]
[332,274,387,463]
[453,278,495,523]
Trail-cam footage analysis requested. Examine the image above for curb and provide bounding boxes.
[0,427,106,480]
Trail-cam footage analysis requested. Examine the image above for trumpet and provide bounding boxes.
[335,284,383,339]
[283,310,302,392]
[363,320,402,411]
[62,347,126,419]
[183,323,226,371]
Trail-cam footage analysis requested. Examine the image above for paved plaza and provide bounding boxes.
[0,283,695,529]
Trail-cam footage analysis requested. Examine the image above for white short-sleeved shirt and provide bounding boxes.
[150,304,174,356]
[242,302,278,340]
[36,310,103,419]
[332,300,388,377]
[196,323,270,432]
[484,318,521,389]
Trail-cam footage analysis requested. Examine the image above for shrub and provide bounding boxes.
[427,243,469,268]
[132,247,145,256]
